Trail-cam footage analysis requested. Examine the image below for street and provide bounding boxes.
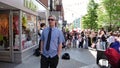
[0,48,99,68]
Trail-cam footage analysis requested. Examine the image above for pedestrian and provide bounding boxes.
[34,23,46,56]
[78,34,84,48]
[72,32,78,48]
[38,23,46,37]
[40,15,65,68]
[39,23,46,51]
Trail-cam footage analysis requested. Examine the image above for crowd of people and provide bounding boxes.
[62,28,120,52]
[63,28,120,67]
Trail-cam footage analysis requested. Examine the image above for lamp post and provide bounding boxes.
[50,0,53,14]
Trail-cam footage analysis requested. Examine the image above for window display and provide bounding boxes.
[13,11,20,51]
[0,11,37,51]
[0,14,9,51]
[22,12,37,50]
[0,12,20,51]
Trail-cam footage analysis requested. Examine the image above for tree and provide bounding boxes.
[97,3,109,29]
[102,0,120,31]
[82,0,98,30]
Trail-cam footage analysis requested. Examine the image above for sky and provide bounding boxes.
[62,0,101,23]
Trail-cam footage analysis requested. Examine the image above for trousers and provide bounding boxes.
[40,54,59,68]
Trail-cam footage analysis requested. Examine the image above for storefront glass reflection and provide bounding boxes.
[0,14,9,51]
[22,12,37,50]
[13,11,20,51]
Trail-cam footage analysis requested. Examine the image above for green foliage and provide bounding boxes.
[102,0,120,31]
[82,0,98,30]
[82,0,120,31]
[97,3,109,28]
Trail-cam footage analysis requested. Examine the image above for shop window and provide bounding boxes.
[13,11,20,51]
[0,14,9,51]
[22,12,37,50]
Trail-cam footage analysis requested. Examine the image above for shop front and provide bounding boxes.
[0,10,13,62]
[0,0,47,63]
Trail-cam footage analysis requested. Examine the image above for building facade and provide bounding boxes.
[0,0,47,63]
[39,0,64,28]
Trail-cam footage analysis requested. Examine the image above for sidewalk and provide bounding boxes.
[0,48,100,68]
[60,48,99,68]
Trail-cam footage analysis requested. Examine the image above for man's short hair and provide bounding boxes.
[49,15,57,20]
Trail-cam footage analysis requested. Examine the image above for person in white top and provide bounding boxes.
[107,32,115,46]
[39,23,46,37]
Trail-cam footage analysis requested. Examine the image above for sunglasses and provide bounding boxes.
[48,19,55,21]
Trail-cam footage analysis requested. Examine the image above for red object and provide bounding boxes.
[104,48,120,68]
[22,41,25,49]
[13,16,19,34]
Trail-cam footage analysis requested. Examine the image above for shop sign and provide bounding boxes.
[24,0,38,11]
